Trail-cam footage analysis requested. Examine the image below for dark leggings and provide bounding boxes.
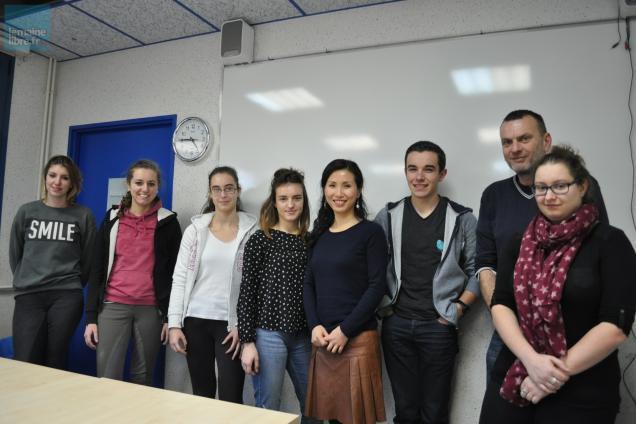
[12,289,83,370]
[182,317,244,403]
[479,379,618,424]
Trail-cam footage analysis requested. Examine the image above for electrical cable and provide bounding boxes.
[621,15,636,409]
[622,329,636,406]
[626,17,636,234]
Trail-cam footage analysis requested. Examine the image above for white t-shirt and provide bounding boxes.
[186,230,239,321]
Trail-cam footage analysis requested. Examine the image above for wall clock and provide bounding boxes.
[172,117,211,162]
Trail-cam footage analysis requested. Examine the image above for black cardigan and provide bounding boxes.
[491,223,636,409]
[85,207,182,323]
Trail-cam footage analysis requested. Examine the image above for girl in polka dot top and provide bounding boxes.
[237,168,317,423]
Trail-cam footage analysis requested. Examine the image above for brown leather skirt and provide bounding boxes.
[305,330,385,424]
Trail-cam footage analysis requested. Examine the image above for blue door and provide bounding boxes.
[69,115,176,217]
[67,115,176,386]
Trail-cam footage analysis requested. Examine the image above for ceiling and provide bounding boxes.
[0,0,404,62]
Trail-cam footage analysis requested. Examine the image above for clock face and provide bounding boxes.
[172,117,211,162]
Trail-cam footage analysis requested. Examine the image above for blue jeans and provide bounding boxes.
[253,329,318,423]
[485,330,504,383]
[382,314,458,424]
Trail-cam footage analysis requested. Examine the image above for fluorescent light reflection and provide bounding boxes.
[451,65,530,96]
[369,163,404,175]
[324,135,379,152]
[246,88,324,112]
[478,127,501,144]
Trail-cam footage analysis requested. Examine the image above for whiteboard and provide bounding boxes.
[220,22,635,242]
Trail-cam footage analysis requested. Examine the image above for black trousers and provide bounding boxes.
[381,314,458,424]
[182,317,244,403]
[479,378,618,424]
[12,289,83,370]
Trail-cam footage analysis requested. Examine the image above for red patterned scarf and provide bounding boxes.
[499,203,599,406]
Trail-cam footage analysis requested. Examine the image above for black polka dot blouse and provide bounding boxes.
[237,229,309,343]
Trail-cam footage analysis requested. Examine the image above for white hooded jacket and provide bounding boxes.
[167,211,257,330]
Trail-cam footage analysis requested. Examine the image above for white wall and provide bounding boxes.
[3,0,635,422]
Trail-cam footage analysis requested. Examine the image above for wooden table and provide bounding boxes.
[0,358,300,423]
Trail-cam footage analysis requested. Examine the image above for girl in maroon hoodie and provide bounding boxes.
[84,159,181,385]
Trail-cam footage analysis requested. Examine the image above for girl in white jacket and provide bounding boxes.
[167,166,256,403]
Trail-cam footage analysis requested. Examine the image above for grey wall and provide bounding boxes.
[2,1,635,423]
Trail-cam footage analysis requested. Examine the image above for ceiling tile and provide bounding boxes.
[1,0,402,61]
[1,21,80,60]
[6,5,140,57]
[32,41,81,61]
[75,0,215,44]
[295,0,396,15]
[179,0,301,27]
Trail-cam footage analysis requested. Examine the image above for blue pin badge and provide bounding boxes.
[436,239,444,252]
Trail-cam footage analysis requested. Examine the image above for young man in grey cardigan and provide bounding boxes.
[375,141,479,424]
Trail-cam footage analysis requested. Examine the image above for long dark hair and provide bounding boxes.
[119,159,161,216]
[260,168,310,239]
[308,159,368,246]
[42,155,83,204]
[202,166,242,213]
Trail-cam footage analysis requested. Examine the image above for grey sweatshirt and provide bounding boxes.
[10,200,97,293]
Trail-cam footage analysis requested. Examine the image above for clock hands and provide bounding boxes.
[179,137,200,153]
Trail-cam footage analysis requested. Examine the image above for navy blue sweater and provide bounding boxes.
[303,220,387,338]
[475,175,608,272]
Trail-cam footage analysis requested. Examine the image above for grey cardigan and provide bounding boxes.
[374,197,479,326]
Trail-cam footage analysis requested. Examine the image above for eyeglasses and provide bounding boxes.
[531,181,577,196]
[210,186,237,196]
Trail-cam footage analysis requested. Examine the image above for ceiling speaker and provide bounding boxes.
[221,19,254,65]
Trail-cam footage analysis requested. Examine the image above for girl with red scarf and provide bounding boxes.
[479,145,636,424]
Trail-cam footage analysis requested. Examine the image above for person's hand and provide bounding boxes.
[522,352,570,393]
[437,317,451,325]
[168,328,188,354]
[222,328,241,360]
[160,323,169,345]
[311,325,329,347]
[241,342,260,375]
[325,326,349,354]
[520,376,549,404]
[84,324,99,350]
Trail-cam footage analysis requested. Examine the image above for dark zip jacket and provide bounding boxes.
[86,207,182,323]
[374,196,479,325]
